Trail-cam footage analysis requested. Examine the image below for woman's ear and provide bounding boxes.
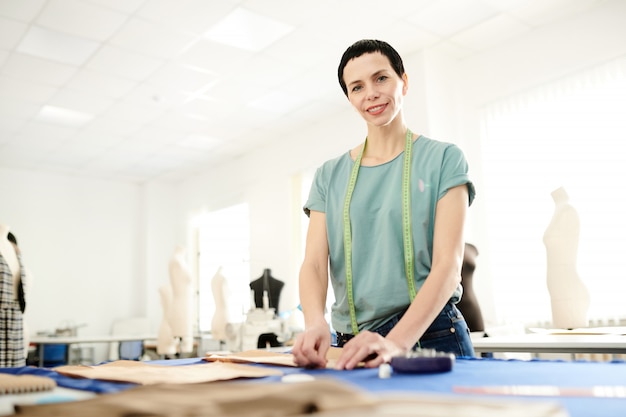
[402,73,409,95]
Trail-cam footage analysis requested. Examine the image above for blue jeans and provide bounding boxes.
[335,302,475,357]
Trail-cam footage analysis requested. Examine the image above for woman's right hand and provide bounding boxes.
[291,321,331,368]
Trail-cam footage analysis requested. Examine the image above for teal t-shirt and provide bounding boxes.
[304,135,476,334]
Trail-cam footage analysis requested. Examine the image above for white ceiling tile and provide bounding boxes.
[46,138,109,163]
[109,17,196,60]
[1,53,78,86]
[405,0,499,37]
[0,16,28,49]
[99,100,165,125]
[123,82,188,109]
[263,29,336,70]
[247,90,310,115]
[48,89,115,115]
[427,40,477,60]
[137,0,239,35]
[146,62,218,94]
[0,0,46,22]
[18,119,78,142]
[85,0,145,14]
[37,0,128,41]
[242,0,333,25]
[379,21,442,56]
[84,115,142,137]
[0,114,28,133]
[149,110,212,133]
[478,0,530,12]
[0,96,40,119]
[0,75,58,103]
[129,125,185,145]
[508,0,601,26]
[64,69,138,100]
[179,40,252,77]
[86,45,165,81]
[73,129,126,148]
[178,96,237,122]
[0,50,9,68]
[16,26,100,66]
[451,14,531,51]
[0,142,49,165]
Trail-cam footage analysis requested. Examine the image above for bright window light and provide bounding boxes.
[195,203,250,332]
[204,7,294,52]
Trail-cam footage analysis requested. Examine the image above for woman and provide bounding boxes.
[292,40,476,370]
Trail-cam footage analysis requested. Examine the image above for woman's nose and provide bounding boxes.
[366,87,380,100]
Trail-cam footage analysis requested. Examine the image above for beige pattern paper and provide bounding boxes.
[204,347,344,368]
[55,360,282,385]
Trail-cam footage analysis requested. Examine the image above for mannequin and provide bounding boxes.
[543,187,590,329]
[210,267,228,341]
[156,285,177,356]
[456,243,485,333]
[249,268,284,313]
[168,246,194,353]
[0,223,26,367]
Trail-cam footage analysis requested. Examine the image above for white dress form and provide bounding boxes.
[168,246,194,353]
[211,267,228,341]
[156,285,177,356]
[543,187,590,328]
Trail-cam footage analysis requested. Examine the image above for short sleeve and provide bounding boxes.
[303,166,327,217]
[438,144,476,206]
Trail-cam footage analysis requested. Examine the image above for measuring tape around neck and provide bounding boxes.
[343,129,417,335]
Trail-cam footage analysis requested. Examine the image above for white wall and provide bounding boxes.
[0,167,146,362]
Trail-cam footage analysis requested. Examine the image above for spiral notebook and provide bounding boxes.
[0,374,57,395]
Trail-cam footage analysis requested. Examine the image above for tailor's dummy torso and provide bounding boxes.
[543,187,590,329]
[456,243,485,333]
[249,268,284,312]
[211,267,228,340]
[168,246,194,352]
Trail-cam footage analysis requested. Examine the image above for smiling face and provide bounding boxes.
[342,52,408,128]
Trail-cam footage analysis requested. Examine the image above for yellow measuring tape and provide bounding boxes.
[343,129,417,335]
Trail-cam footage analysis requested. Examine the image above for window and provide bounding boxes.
[195,203,250,332]
[481,56,626,325]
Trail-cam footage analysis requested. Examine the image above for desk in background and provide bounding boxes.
[30,334,155,367]
[472,334,626,356]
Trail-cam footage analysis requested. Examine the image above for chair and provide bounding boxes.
[108,317,150,361]
[119,340,144,361]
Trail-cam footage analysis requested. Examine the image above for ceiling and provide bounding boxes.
[0,0,607,183]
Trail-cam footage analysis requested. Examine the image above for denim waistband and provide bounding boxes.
[334,302,460,347]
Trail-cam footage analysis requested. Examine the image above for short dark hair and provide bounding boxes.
[7,231,17,245]
[337,39,405,97]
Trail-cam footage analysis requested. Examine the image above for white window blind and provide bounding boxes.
[196,203,250,332]
[481,56,626,325]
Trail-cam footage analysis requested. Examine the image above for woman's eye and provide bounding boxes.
[351,85,362,93]
[377,75,388,82]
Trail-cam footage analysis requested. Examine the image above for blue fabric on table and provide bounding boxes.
[2,357,625,417]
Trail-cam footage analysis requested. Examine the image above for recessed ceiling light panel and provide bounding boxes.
[36,105,94,127]
[204,7,294,52]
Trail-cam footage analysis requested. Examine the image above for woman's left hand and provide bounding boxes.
[333,331,405,370]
